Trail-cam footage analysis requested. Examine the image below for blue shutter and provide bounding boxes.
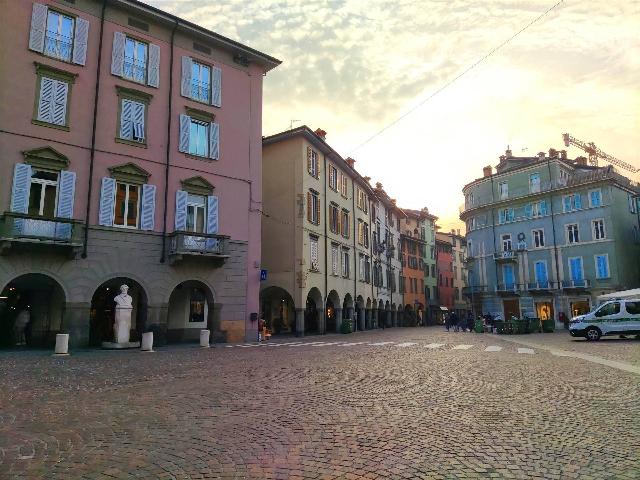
[55,170,76,239]
[140,184,156,231]
[570,258,583,282]
[503,265,515,288]
[209,122,219,160]
[563,196,571,212]
[499,210,506,224]
[525,204,533,218]
[179,114,190,153]
[98,177,116,226]
[206,195,219,234]
[574,194,582,210]
[174,190,188,231]
[596,255,608,279]
[211,66,221,107]
[507,208,514,222]
[540,200,548,216]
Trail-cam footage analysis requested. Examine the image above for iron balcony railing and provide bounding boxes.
[191,81,211,103]
[123,56,147,83]
[561,279,590,289]
[462,285,489,296]
[0,212,83,247]
[496,283,522,294]
[527,281,555,291]
[493,250,517,261]
[44,32,73,61]
[169,231,229,257]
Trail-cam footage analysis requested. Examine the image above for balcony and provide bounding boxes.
[0,212,83,256]
[168,231,230,264]
[496,283,521,295]
[462,285,488,297]
[493,250,517,262]
[527,281,556,293]
[561,279,590,290]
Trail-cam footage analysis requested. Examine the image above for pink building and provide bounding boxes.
[0,0,280,347]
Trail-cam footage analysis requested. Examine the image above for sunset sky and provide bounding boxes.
[149,0,639,231]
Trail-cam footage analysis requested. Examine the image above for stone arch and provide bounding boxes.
[164,277,218,305]
[305,287,323,335]
[0,269,70,302]
[0,273,66,348]
[325,290,341,334]
[167,280,215,343]
[260,286,296,335]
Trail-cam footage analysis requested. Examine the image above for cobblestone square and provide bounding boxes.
[1,328,639,479]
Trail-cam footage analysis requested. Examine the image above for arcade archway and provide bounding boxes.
[305,288,322,335]
[326,290,340,334]
[167,280,215,343]
[260,286,295,335]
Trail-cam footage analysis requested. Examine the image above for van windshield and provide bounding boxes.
[594,302,620,318]
[625,301,640,315]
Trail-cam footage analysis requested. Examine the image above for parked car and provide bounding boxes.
[569,299,640,341]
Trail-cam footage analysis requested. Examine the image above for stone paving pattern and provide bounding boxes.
[1,328,639,479]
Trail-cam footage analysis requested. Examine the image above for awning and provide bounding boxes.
[439,306,449,311]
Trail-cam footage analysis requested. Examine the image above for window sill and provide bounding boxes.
[183,153,217,162]
[32,119,70,131]
[309,268,320,273]
[185,98,218,112]
[120,75,149,88]
[115,137,147,148]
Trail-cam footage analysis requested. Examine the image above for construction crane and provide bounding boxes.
[562,133,638,173]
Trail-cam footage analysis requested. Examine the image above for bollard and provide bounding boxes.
[54,334,70,356]
[200,329,210,348]
[141,332,154,352]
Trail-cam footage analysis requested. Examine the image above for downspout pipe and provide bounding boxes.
[323,153,328,334]
[547,159,561,296]
[352,177,357,330]
[82,0,107,259]
[160,20,179,263]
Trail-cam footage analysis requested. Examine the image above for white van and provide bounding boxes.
[569,299,640,341]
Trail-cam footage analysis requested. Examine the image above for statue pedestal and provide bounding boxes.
[102,341,140,349]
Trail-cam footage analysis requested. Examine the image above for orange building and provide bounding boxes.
[400,209,430,324]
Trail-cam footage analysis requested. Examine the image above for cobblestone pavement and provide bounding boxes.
[1,327,639,479]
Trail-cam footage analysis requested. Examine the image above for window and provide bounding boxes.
[342,249,350,278]
[566,224,579,244]
[357,188,368,212]
[307,190,320,225]
[563,193,582,212]
[532,229,545,248]
[529,173,540,193]
[309,235,319,270]
[568,257,584,282]
[499,208,514,224]
[592,219,606,240]
[589,189,602,208]
[341,210,350,238]
[189,118,209,157]
[186,194,206,233]
[331,244,339,275]
[594,254,610,279]
[359,254,365,279]
[123,37,148,83]
[595,301,620,318]
[44,10,75,62]
[191,61,211,103]
[328,165,338,191]
[431,264,436,278]
[363,223,370,248]
[329,203,339,234]
[630,194,638,214]
[113,182,140,228]
[499,182,508,200]
[340,172,348,197]
[36,77,70,127]
[119,99,145,143]
[559,168,569,185]
[189,288,206,322]
[307,147,319,178]
[529,201,547,218]
[179,114,219,160]
[28,170,58,218]
[534,261,548,285]
[501,234,512,252]
[625,302,640,315]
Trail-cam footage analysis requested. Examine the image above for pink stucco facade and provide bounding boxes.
[0,0,279,346]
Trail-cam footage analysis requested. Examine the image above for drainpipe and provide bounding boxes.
[81,0,107,259]
[547,158,561,316]
[489,174,499,293]
[323,152,328,334]
[160,21,179,263]
[352,177,357,328]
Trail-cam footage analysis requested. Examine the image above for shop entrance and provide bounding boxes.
[503,299,520,319]
[570,300,590,317]
[535,302,554,321]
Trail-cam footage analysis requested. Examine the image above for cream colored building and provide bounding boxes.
[448,230,471,318]
[261,126,404,336]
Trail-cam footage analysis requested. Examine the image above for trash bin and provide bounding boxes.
[542,319,555,333]
[474,320,484,333]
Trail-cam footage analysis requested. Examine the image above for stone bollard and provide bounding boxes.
[54,334,70,356]
[200,329,210,348]
[141,332,154,352]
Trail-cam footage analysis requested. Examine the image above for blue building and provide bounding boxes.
[460,149,640,325]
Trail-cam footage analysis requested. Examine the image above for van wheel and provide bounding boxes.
[586,327,601,341]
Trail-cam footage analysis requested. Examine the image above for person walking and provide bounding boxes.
[445,313,451,332]
[451,311,459,332]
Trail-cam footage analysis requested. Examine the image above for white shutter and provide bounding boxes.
[29,3,48,53]
[98,177,116,226]
[147,43,160,88]
[181,56,193,98]
[52,81,68,126]
[72,17,90,66]
[37,77,55,123]
[11,164,33,214]
[120,99,133,140]
[209,122,219,160]
[206,195,219,234]
[132,101,145,141]
[111,32,126,77]
[55,170,76,239]
[179,114,191,153]
[174,190,188,231]
[332,245,338,274]
[310,238,318,266]
[211,66,221,107]
[140,184,156,231]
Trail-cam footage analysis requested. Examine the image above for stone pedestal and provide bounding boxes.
[141,332,154,352]
[295,308,305,337]
[54,334,69,355]
[200,329,210,347]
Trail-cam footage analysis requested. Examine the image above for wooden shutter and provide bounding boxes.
[314,194,320,225]
[51,81,68,126]
[120,99,133,139]
[72,17,90,65]
[174,190,188,231]
[307,147,312,174]
[37,77,55,123]
[332,245,338,274]
[111,32,126,77]
[132,101,145,141]
[179,114,190,153]
[29,3,48,53]
[98,177,116,226]
[181,56,193,98]
[307,192,312,222]
[147,43,160,87]
[211,66,222,107]
[207,195,219,234]
[140,184,156,231]
[10,163,32,214]
[55,170,76,239]
[209,122,220,160]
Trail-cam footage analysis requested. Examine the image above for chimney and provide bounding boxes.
[560,150,567,160]
[499,155,506,162]
[549,148,558,159]
[314,128,327,140]
[505,148,513,158]
[363,176,371,184]
[575,156,587,166]
[375,182,383,190]
[345,157,356,168]
[390,198,397,206]
[482,165,492,177]
[537,152,546,160]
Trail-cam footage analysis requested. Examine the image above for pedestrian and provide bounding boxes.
[445,313,451,332]
[451,311,459,332]
[467,312,474,332]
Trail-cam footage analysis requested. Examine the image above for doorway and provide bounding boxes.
[570,300,590,317]
[503,299,520,319]
[535,302,554,321]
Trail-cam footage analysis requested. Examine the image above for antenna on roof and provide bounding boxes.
[289,119,300,130]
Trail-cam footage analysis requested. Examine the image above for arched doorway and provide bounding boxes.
[260,286,295,335]
[0,274,66,348]
[404,304,415,327]
[378,299,384,328]
[167,281,215,343]
[305,288,322,335]
[384,301,390,328]
[89,278,148,346]
[326,290,340,334]
[366,298,372,329]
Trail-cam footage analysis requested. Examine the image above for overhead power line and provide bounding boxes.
[349,0,566,154]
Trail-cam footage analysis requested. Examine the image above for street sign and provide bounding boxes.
[260,269,267,281]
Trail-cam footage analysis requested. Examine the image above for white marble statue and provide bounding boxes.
[113,284,133,344]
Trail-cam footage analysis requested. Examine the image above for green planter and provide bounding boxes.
[494,320,506,334]
[474,320,484,333]
[528,318,541,333]
[340,319,352,334]
[542,319,555,333]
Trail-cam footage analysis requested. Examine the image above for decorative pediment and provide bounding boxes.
[22,147,70,170]
[108,162,151,184]
[181,176,214,195]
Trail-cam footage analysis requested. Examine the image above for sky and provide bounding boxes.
[148,0,640,231]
